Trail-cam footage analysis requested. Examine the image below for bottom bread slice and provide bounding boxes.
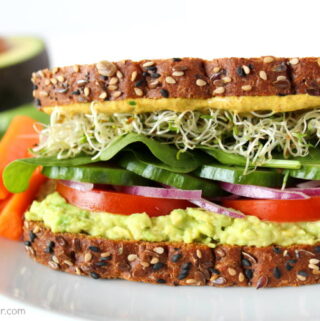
[24,221,320,288]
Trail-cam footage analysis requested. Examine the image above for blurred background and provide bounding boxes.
[2,0,320,67]
[1,0,319,117]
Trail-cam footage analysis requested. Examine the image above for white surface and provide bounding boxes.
[1,237,320,321]
[1,0,320,319]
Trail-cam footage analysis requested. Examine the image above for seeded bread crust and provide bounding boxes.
[24,221,320,288]
[31,57,320,109]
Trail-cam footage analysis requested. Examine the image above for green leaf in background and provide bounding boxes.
[100,133,201,172]
[0,104,49,137]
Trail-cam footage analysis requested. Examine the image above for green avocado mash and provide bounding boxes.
[25,192,320,247]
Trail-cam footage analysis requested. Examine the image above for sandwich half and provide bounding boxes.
[6,57,320,287]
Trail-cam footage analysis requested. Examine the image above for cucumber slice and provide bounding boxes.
[118,152,224,197]
[42,164,152,186]
[201,148,301,169]
[289,164,320,180]
[194,163,284,187]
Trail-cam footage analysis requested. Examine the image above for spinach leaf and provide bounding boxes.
[3,155,97,193]
[124,147,206,173]
[100,133,201,172]
[3,160,38,193]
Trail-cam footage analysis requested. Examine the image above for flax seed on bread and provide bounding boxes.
[24,221,320,288]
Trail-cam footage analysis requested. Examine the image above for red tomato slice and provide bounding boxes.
[222,197,320,222]
[56,182,192,217]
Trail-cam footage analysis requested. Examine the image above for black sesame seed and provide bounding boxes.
[95,261,108,267]
[173,58,182,62]
[24,241,32,247]
[142,72,148,77]
[241,258,251,267]
[160,89,169,98]
[285,263,293,271]
[45,241,55,254]
[314,246,320,253]
[157,278,166,284]
[153,262,165,271]
[273,62,287,72]
[150,73,161,79]
[273,267,282,279]
[244,269,253,280]
[45,247,53,254]
[48,241,55,249]
[287,259,297,265]
[100,256,112,261]
[71,90,81,95]
[29,231,37,243]
[236,66,246,77]
[248,63,254,70]
[34,99,41,107]
[171,253,182,263]
[178,271,189,280]
[135,79,146,87]
[88,246,100,253]
[33,84,38,90]
[181,262,192,271]
[298,270,308,277]
[90,272,100,279]
[209,268,220,275]
[70,251,76,261]
[273,247,282,254]
[146,66,157,72]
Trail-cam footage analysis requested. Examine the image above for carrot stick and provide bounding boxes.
[0,116,39,199]
[0,169,46,240]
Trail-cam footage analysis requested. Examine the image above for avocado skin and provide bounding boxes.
[0,48,49,110]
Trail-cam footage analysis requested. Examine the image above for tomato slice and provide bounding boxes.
[222,197,320,222]
[56,182,192,217]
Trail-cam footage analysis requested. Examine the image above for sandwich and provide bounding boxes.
[5,56,320,288]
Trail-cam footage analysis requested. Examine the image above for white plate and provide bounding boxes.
[1,236,320,321]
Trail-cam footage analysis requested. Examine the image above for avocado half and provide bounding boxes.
[0,36,49,109]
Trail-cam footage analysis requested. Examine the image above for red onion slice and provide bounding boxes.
[161,185,245,218]
[296,180,320,188]
[287,188,320,197]
[220,182,309,200]
[118,185,202,200]
[59,180,94,191]
[189,199,245,218]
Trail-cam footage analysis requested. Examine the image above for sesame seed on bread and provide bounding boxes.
[31,57,320,110]
[24,220,320,287]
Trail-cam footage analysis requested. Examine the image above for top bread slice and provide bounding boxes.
[31,57,320,112]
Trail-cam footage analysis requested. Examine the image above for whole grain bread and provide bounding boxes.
[24,220,320,288]
[31,57,320,109]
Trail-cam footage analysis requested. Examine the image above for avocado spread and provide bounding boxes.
[25,192,320,247]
